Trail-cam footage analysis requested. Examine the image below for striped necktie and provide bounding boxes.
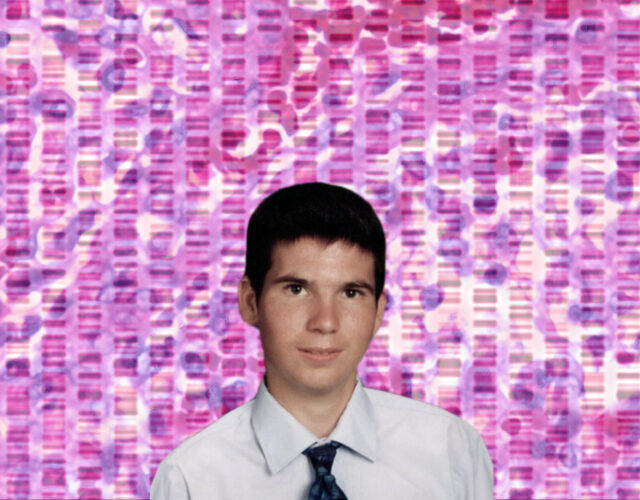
[303,441,348,500]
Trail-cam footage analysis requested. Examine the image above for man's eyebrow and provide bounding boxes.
[271,275,309,285]
[270,276,375,294]
[344,281,375,294]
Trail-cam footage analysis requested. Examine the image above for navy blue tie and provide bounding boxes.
[303,441,348,500]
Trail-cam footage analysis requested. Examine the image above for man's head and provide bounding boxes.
[243,182,386,302]
[238,183,387,403]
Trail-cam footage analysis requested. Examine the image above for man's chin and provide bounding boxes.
[295,374,357,398]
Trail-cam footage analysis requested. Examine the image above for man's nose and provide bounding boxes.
[307,296,339,333]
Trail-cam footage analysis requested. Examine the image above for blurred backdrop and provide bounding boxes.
[0,0,638,498]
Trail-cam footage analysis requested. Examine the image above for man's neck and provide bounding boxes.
[265,377,357,438]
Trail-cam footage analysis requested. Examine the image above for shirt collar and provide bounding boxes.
[250,378,377,474]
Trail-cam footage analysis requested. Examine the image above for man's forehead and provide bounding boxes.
[268,238,375,277]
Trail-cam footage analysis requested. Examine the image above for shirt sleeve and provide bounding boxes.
[448,419,494,500]
[150,458,191,500]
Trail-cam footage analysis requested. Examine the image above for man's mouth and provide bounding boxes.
[300,348,340,354]
[298,348,341,361]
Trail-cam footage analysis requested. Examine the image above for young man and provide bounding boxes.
[151,182,493,500]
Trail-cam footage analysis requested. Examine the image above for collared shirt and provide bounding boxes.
[150,379,494,500]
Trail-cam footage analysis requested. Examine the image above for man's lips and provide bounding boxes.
[299,348,341,354]
[298,348,341,361]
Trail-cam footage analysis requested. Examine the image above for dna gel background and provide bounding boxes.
[0,0,639,498]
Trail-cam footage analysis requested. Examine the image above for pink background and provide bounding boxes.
[0,0,639,498]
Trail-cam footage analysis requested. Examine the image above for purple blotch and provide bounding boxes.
[459,80,473,99]
[151,84,173,101]
[368,72,395,95]
[206,383,223,409]
[173,17,205,40]
[617,352,635,364]
[508,489,534,500]
[119,167,139,185]
[6,358,30,376]
[0,103,18,124]
[384,290,393,311]
[100,443,117,483]
[210,311,231,336]
[420,285,444,311]
[575,22,600,44]
[222,379,248,412]
[501,417,521,436]
[531,439,555,459]
[534,368,550,388]
[186,4,209,20]
[568,303,595,323]
[437,329,463,345]
[633,334,640,352]
[400,152,431,183]
[439,238,469,261]
[97,26,118,48]
[42,94,75,120]
[106,0,138,20]
[15,62,37,89]
[558,444,578,468]
[567,412,584,437]
[144,130,155,150]
[540,68,569,87]
[498,113,512,130]
[473,195,497,215]
[424,185,445,212]
[114,308,140,330]
[103,149,119,172]
[151,335,174,360]
[322,91,346,109]
[191,273,209,290]
[23,314,42,337]
[101,62,126,93]
[583,334,606,358]
[210,291,232,336]
[605,170,634,202]
[149,409,169,436]
[171,118,188,146]
[494,222,510,249]
[0,324,8,347]
[0,31,10,48]
[483,263,507,286]
[543,163,567,183]
[113,275,137,288]
[626,252,640,274]
[181,351,208,373]
[575,196,596,215]
[512,384,543,410]
[54,29,77,45]
[458,257,474,277]
[120,99,147,118]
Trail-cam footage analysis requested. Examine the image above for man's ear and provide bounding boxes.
[373,291,387,333]
[238,276,259,327]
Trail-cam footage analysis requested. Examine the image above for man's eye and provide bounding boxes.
[287,284,304,295]
[345,289,361,298]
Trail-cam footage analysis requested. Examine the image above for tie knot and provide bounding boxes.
[303,441,341,476]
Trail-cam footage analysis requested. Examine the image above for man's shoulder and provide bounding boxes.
[364,386,455,419]
[361,385,487,461]
[362,386,481,437]
[162,399,255,465]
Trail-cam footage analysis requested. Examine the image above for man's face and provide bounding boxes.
[238,237,386,401]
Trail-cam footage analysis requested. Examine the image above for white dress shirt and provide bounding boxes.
[151,379,494,500]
